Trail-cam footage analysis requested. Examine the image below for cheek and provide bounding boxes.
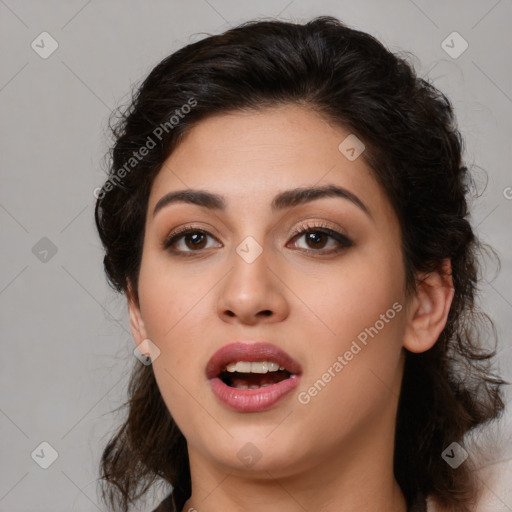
[137,262,212,431]
[292,245,407,409]
[291,245,405,342]
[294,302,407,447]
[137,254,211,342]
[138,246,234,347]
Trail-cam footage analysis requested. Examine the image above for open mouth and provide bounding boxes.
[206,342,302,411]
[218,361,293,389]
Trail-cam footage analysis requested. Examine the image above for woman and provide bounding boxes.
[94,16,506,512]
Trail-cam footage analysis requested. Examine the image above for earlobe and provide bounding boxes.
[402,259,455,354]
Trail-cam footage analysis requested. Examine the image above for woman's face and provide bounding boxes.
[129,105,411,478]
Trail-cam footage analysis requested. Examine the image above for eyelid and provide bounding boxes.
[288,220,349,240]
[287,221,353,252]
[161,223,219,250]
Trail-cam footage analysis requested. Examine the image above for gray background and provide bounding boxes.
[1,1,511,510]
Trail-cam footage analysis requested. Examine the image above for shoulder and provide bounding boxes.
[427,405,512,512]
[151,493,176,512]
[467,410,512,512]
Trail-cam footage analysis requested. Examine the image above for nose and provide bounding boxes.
[217,245,289,326]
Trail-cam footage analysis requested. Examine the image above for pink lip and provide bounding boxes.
[206,341,303,413]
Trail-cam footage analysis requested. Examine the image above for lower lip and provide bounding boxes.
[209,375,301,412]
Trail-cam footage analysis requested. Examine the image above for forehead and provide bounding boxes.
[148,105,395,226]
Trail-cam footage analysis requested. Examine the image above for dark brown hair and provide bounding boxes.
[94,16,506,512]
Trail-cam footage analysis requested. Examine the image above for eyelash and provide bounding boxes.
[162,222,353,257]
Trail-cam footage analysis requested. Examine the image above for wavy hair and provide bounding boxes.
[94,16,506,512]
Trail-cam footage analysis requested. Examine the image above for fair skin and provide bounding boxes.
[127,105,454,512]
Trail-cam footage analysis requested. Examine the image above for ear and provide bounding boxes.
[402,259,455,353]
[126,281,149,351]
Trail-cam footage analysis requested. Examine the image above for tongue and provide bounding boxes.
[229,372,289,388]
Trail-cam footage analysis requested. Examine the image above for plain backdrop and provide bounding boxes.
[1,1,511,510]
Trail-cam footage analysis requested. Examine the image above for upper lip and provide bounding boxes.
[205,341,303,380]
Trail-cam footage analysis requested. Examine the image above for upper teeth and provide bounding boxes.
[224,361,286,373]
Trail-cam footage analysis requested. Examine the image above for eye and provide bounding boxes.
[162,222,353,256]
[288,222,353,254]
[162,226,221,255]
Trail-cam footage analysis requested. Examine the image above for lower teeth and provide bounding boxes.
[219,370,292,389]
[235,383,272,389]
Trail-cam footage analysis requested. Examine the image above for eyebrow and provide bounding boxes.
[152,184,372,220]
